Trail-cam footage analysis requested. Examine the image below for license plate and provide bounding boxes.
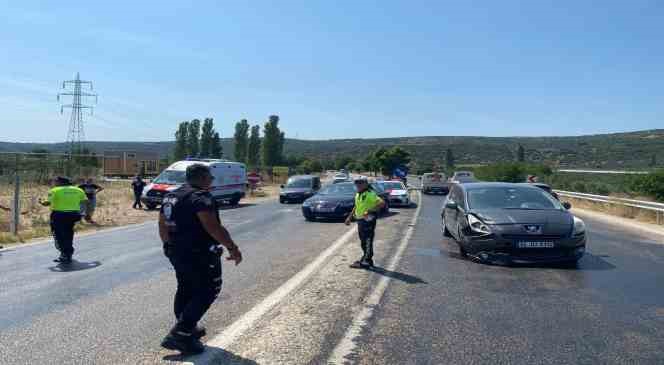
[517,241,555,248]
[316,206,335,212]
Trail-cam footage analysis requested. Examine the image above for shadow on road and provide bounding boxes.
[48,260,102,272]
[163,347,258,364]
[369,266,428,284]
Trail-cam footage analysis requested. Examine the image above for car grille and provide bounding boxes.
[502,234,565,241]
[147,190,164,197]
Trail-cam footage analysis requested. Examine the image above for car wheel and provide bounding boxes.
[457,223,468,257]
[304,214,314,222]
[279,197,285,204]
[441,215,452,237]
[145,203,157,210]
[230,196,241,206]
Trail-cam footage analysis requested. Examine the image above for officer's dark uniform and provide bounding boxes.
[161,185,223,333]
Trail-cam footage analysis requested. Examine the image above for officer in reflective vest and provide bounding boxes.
[39,176,87,264]
[158,164,243,355]
[345,176,385,268]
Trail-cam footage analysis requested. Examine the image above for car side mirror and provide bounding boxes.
[280,184,284,189]
[445,201,458,210]
[562,202,572,210]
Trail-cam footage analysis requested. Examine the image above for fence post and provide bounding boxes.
[10,174,20,235]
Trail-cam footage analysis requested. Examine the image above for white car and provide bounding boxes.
[381,180,411,207]
[141,158,247,209]
[333,173,350,184]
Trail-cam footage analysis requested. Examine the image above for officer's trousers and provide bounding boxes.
[357,219,376,263]
[168,253,223,331]
[50,211,81,258]
[132,193,142,209]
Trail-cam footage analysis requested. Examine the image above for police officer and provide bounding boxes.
[158,164,243,354]
[345,177,385,268]
[39,177,88,263]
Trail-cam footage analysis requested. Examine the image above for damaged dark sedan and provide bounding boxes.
[441,182,586,265]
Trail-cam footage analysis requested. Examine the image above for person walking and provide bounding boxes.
[158,164,243,354]
[131,176,147,209]
[345,176,385,268]
[39,177,88,264]
[78,178,103,223]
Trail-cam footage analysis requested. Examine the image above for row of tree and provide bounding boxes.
[173,118,223,160]
[233,115,285,169]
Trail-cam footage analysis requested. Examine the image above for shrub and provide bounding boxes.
[629,170,664,202]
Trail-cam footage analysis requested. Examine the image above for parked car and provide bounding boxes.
[302,182,356,221]
[142,158,246,209]
[279,175,321,203]
[333,174,350,184]
[381,180,411,207]
[449,171,477,184]
[370,182,390,215]
[441,182,586,264]
[422,172,448,194]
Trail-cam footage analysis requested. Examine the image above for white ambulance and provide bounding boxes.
[141,159,247,209]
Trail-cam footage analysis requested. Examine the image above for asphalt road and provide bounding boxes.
[1,186,664,364]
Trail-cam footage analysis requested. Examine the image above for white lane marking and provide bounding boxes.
[328,191,422,364]
[184,225,358,364]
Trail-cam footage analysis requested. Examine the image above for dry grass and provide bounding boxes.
[564,196,662,225]
[0,181,280,246]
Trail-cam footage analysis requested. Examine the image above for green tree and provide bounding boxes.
[334,155,354,170]
[200,118,215,158]
[517,145,525,162]
[187,119,201,157]
[262,115,284,167]
[210,132,223,158]
[377,147,411,176]
[233,119,250,163]
[247,125,261,168]
[445,148,455,169]
[173,121,189,160]
[649,154,657,168]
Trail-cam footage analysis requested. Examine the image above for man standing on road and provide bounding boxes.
[158,164,243,354]
[131,175,146,209]
[78,178,103,224]
[345,177,385,269]
[39,177,88,264]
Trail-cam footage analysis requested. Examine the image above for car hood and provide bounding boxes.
[306,194,354,204]
[472,208,572,226]
[282,187,312,194]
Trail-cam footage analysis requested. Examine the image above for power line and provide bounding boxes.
[57,72,98,156]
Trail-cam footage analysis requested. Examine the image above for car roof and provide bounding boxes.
[460,182,541,190]
[289,175,316,180]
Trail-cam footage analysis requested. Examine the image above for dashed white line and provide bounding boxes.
[328,191,422,364]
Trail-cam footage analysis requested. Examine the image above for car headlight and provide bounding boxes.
[573,216,586,235]
[302,200,312,207]
[339,200,354,207]
[467,214,491,235]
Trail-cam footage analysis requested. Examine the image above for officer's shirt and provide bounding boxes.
[48,186,87,212]
[161,185,220,254]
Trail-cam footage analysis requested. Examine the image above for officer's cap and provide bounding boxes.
[55,176,71,185]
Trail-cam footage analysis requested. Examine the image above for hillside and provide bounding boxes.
[1,129,663,168]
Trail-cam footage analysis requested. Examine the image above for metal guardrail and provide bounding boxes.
[555,190,664,225]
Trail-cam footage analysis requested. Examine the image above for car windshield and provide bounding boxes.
[286,179,311,188]
[384,182,405,190]
[370,183,385,193]
[319,183,356,196]
[153,170,185,185]
[467,187,563,210]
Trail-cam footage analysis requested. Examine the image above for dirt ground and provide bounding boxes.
[0,182,280,246]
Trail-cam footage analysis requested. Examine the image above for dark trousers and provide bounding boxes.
[357,219,377,263]
[132,193,142,209]
[50,211,81,258]
[167,253,223,332]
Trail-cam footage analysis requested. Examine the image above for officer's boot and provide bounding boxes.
[161,324,205,354]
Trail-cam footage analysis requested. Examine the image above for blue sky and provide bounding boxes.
[1,1,662,142]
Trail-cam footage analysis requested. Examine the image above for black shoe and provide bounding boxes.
[161,331,205,354]
[349,261,364,269]
[193,325,207,339]
[363,259,375,268]
[53,256,72,264]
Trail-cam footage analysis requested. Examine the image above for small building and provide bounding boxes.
[103,150,161,177]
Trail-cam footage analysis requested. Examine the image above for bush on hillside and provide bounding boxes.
[629,170,664,202]
[474,163,553,183]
